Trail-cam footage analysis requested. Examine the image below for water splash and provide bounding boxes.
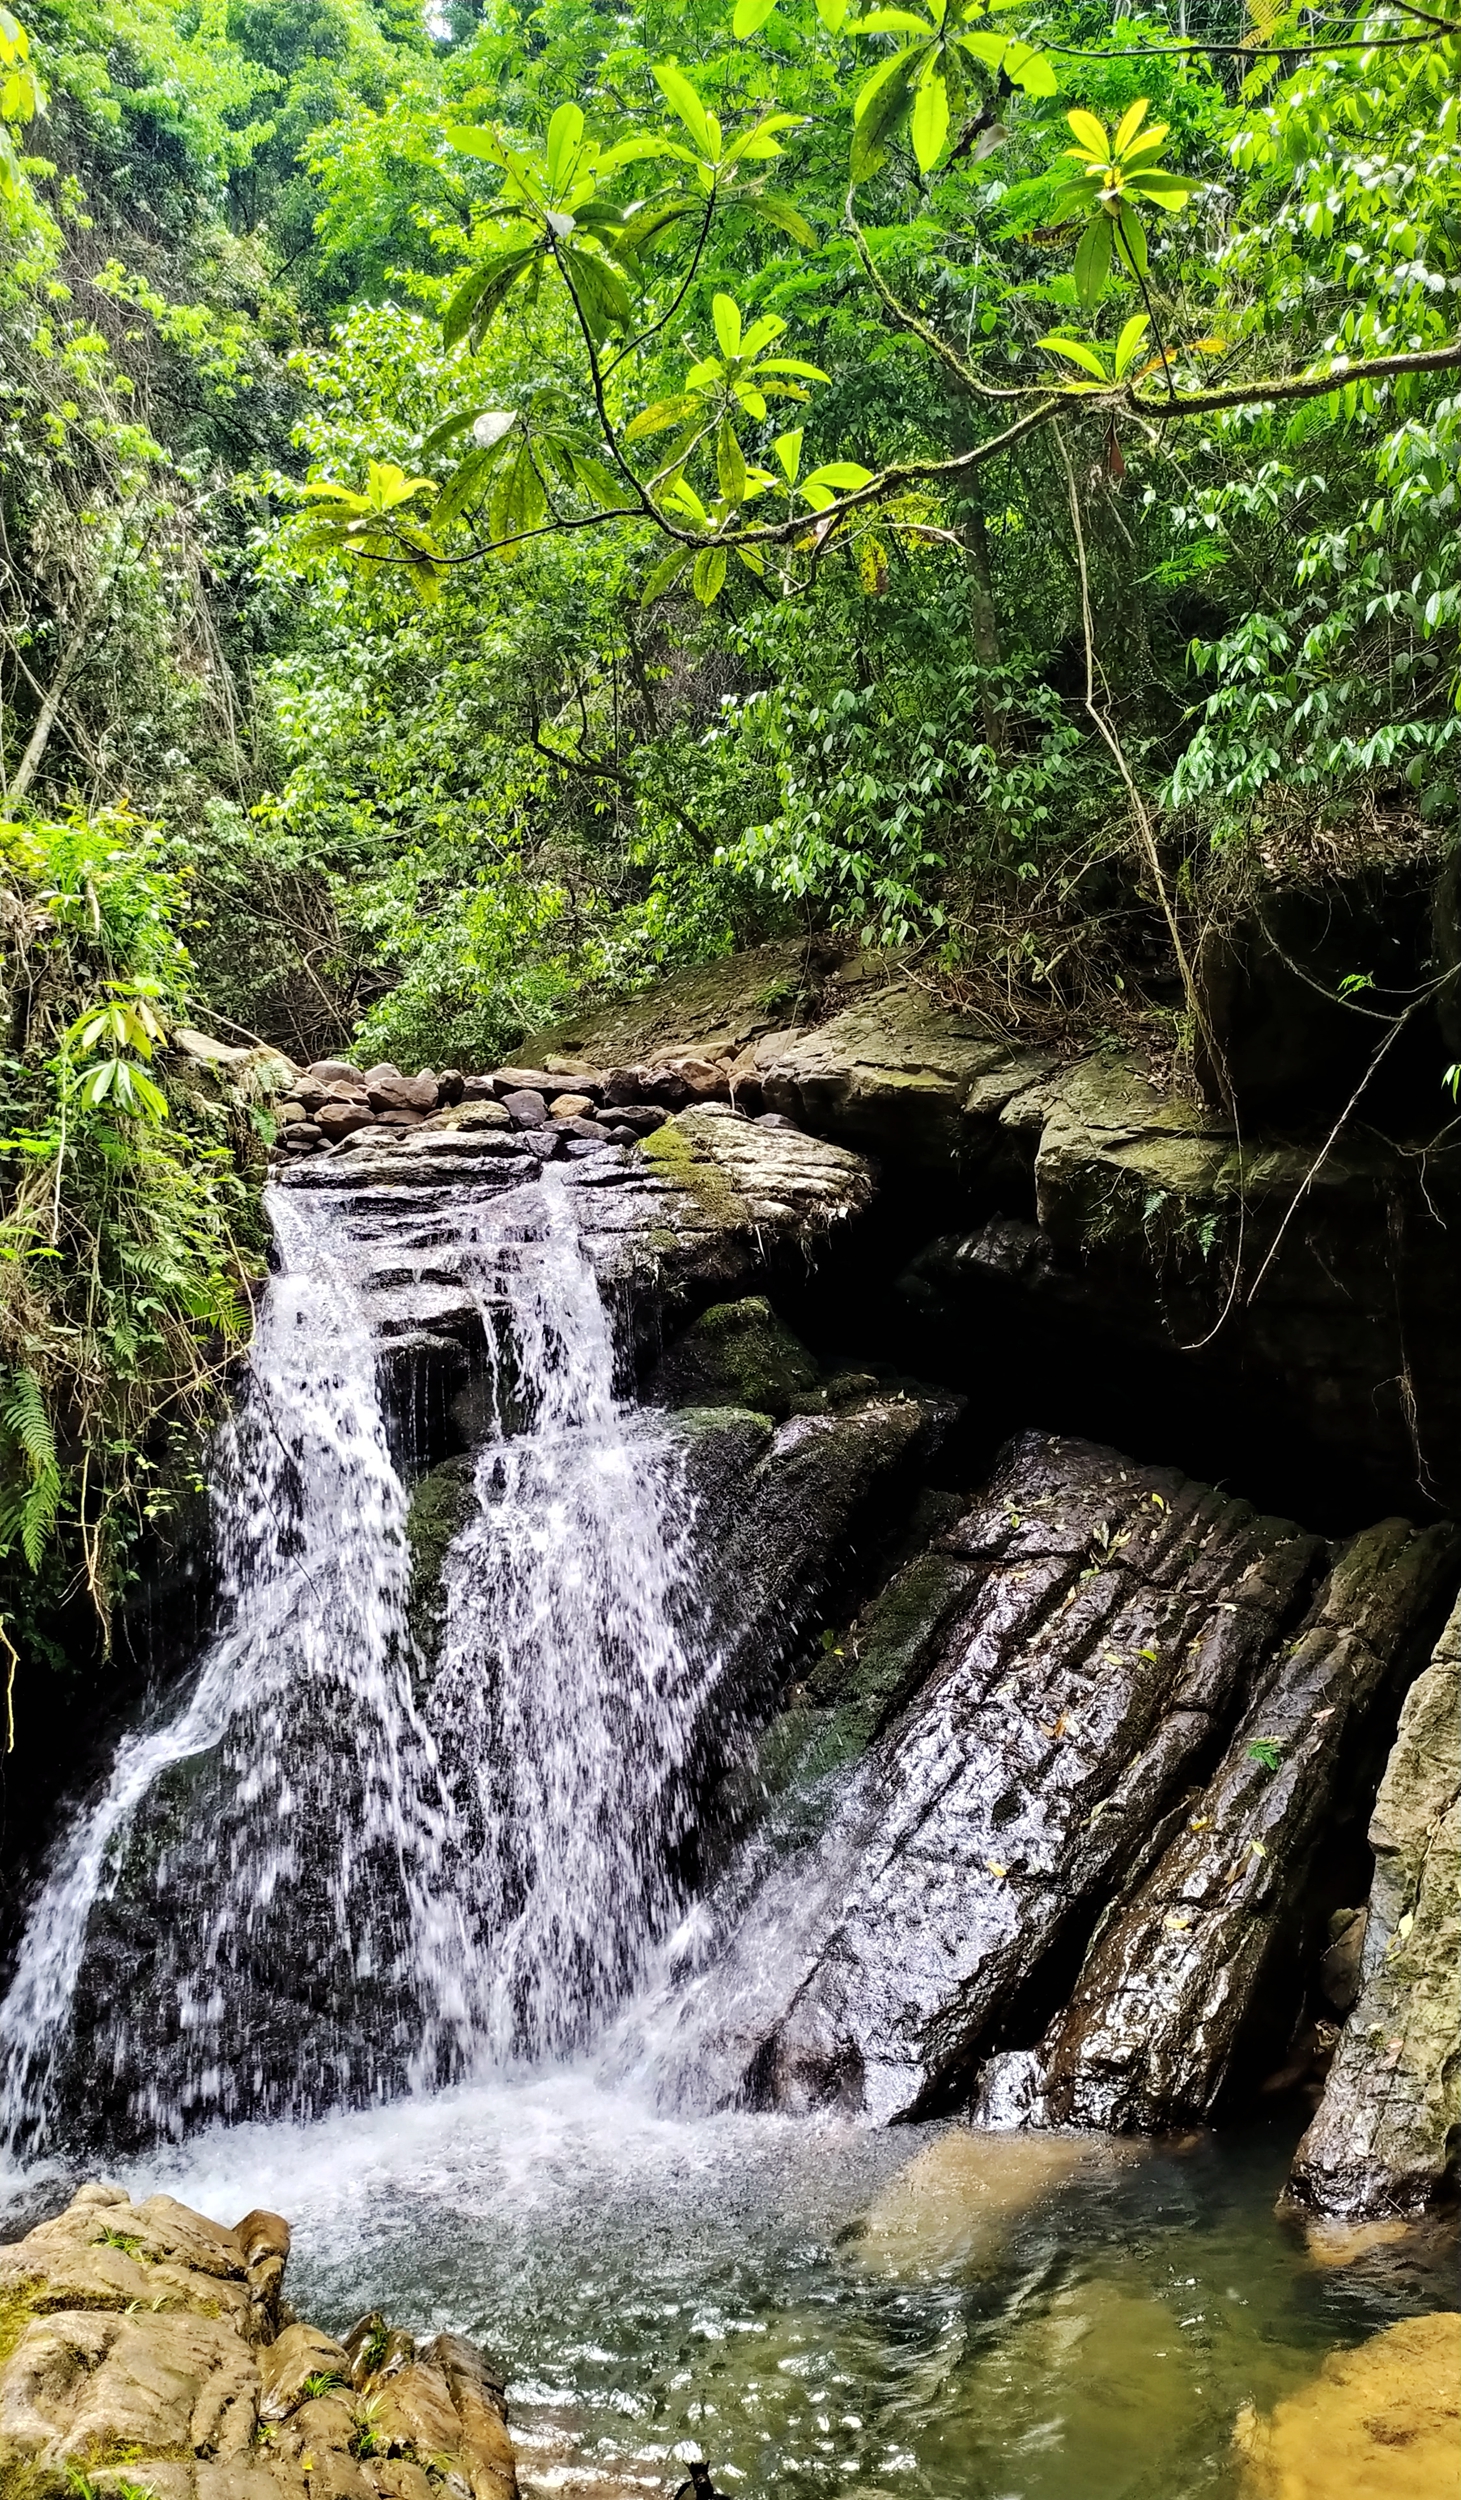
[430,1170,719,2063]
[0,1169,719,2152]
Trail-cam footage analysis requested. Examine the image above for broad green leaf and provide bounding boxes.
[442,249,537,351]
[444,124,510,165]
[692,545,728,605]
[851,52,918,180]
[1112,97,1150,154]
[1115,202,1149,278]
[803,460,874,491]
[1113,312,1151,377]
[433,445,502,528]
[418,406,486,460]
[1065,108,1110,162]
[741,312,787,359]
[773,428,803,482]
[653,62,715,157]
[910,64,950,173]
[712,292,743,358]
[626,393,704,441]
[717,420,748,503]
[737,545,767,576]
[1126,171,1196,207]
[1037,333,1109,378]
[999,40,1057,97]
[732,0,779,32]
[545,102,584,191]
[1074,214,1114,308]
[572,454,639,509]
[752,356,830,381]
[489,437,548,547]
[1121,125,1171,163]
[641,545,692,605]
[744,193,817,247]
[816,0,852,25]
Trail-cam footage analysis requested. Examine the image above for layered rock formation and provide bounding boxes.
[1285,1593,1461,2217]
[524,948,1461,1513]
[654,1432,1456,2138]
[0,2182,516,2500]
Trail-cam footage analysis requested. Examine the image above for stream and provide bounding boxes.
[0,1169,1447,2498]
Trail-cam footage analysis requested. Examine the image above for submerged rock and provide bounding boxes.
[1233,2311,1461,2500]
[657,1430,1333,2121]
[0,2181,518,2500]
[1285,1593,1461,2218]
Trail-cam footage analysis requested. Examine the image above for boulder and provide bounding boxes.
[1285,1592,1461,2217]
[365,1067,438,1115]
[656,1431,1340,2121]
[648,1296,823,1420]
[308,1060,361,1085]
[548,1093,594,1121]
[0,2183,518,2500]
[317,1101,373,1142]
[501,1088,549,1128]
[756,977,1051,1164]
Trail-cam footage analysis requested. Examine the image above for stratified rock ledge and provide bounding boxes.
[0,2182,517,2500]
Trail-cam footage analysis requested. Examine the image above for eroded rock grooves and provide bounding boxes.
[656,1433,1455,2137]
[0,2181,517,2499]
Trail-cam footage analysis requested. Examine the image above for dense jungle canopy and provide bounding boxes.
[0,0,1457,1676]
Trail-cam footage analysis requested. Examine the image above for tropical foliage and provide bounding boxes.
[0,0,1457,1674]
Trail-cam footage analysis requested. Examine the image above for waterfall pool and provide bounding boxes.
[11,2075,1429,2500]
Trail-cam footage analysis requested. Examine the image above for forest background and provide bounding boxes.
[0,0,1457,1693]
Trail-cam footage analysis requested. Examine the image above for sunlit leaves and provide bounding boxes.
[846,0,1055,181]
[1050,98,1196,308]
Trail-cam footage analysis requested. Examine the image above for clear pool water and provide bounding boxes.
[33,2072,1440,2500]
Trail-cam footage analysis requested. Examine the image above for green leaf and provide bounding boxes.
[692,545,728,605]
[717,420,748,503]
[442,249,537,350]
[641,545,693,605]
[1065,107,1110,161]
[738,545,767,576]
[1115,202,1149,279]
[850,52,919,181]
[444,124,510,165]
[742,192,817,247]
[1074,214,1114,309]
[999,38,1057,97]
[848,7,933,30]
[816,0,852,25]
[712,292,743,358]
[910,63,950,173]
[418,405,487,460]
[773,428,803,482]
[544,101,584,192]
[625,393,704,440]
[803,460,874,491]
[488,437,548,547]
[653,62,715,157]
[1113,312,1151,377]
[1125,171,1196,208]
[433,443,504,528]
[1037,333,1109,379]
[572,454,639,510]
[732,0,780,32]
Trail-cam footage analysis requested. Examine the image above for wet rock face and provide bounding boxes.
[273,1102,875,1359]
[657,1431,1335,2122]
[1026,1515,1458,2133]
[1285,1593,1461,2218]
[0,2182,517,2500]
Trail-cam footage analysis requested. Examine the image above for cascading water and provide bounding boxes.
[0,1167,718,2154]
[428,1174,718,2064]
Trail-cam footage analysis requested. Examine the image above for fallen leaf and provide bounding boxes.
[1163,1914,1192,1932]
[987,1858,1007,1879]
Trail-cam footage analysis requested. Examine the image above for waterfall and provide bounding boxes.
[428,1173,711,2064]
[0,1169,715,2155]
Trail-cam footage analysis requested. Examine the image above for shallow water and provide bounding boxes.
[35,2076,1439,2500]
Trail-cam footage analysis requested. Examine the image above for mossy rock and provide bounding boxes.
[650,1297,821,1421]
[406,1457,477,1666]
